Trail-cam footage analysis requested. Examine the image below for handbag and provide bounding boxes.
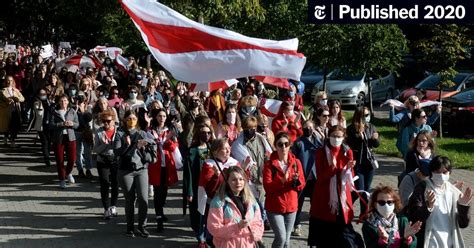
[362,131,379,169]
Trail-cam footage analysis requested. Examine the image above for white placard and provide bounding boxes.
[59,42,71,49]
[40,44,54,58]
[4,44,16,53]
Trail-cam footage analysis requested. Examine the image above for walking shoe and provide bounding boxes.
[291,225,302,237]
[67,174,75,184]
[156,217,164,233]
[86,169,93,179]
[103,209,112,220]
[59,180,66,189]
[109,206,118,217]
[78,169,86,178]
[136,226,150,238]
[148,185,154,198]
[126,229,135,238]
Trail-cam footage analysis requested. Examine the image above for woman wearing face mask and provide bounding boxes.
[256,114,275,151]
[271,101,303,143]
[283,84,304,112]
[93,110,119,220]
[29,88,53,166]
[291,120,319,237]
[346,107,380,216]
[119,86,147,120]
[108,86,123,108]
[397,109,433,158]
[175,95,208,149]
[115,110,157,238]
[328,100,346,128]
[50,95,79,189]
[216,104,241,144]
[309,125,364,247]
[363,185,421,248]
[406,156,472,248]
[263,132,305,248]
[147,108,182,232]
[0,76,25,147]
[184,124,214,246]
[207,166,264,248]
[309,91,328,115]
[198,138,240,246]
[79,78,97,107]
[398,131,435,190]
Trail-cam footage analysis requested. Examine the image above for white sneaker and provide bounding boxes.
[67,174,75,184]
[109,206,118,217]
[149,185,154,197]
[103,209,112,220]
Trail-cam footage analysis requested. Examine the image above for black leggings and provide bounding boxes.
[153,168,168,218]
[38,131,51,166]
[97,161,119,210]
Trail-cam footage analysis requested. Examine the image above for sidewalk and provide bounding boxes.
[0,131,472,248]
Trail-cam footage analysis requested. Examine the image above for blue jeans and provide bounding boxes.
[75,132,93,171]
[353,167,374,215]
[267,212,296,248]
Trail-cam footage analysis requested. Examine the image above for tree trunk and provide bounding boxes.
[438,89,443,138]
[368,78,373,114]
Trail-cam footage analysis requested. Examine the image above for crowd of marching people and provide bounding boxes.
[0,42,472,248]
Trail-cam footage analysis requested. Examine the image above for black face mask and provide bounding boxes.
[191,100,200,109]
[257,124,265,133]
[303,127,313,137]
[200,132,211,142]
[243,129,256,140]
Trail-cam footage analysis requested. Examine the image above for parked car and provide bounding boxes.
[311,69,396,107]
[442,87,474,137]
[398,73,474,102]
[299,64,334,98]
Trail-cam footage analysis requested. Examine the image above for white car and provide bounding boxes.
[311,70,396,107]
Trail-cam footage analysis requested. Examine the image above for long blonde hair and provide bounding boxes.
[217,166,255,205]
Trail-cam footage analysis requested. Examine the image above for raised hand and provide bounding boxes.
[459,187,473,206]
[404,221,422,238]
[454,180,464,191]
[426,190,436,209]
[347,160,356,169]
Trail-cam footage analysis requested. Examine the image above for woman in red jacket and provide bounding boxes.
[147,108,182,232]
[263,132,305,248]
[271,101,303,143]
[308,125,364,247]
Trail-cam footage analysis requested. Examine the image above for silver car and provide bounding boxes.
[311,70,396,107]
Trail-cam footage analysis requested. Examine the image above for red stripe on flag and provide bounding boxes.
[121,2,304,58]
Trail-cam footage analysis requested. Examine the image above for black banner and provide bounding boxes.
[308,0,474,24]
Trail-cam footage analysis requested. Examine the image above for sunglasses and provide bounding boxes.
[377,200,394,206]
[321,98,328,100]
[420,115,427,119]
[102,119,113,123]
[112,92,119,95]
[277,141,290,148]
[364,114,370,117]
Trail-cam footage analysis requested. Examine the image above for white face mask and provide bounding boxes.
[320,99,328,106]
[226,112,236,125]
[431,172,449,186]
[204,91,210,98]
[329,137,344,147]
[129,92,138,100]
[364,116,371,123]
[288,110,295,117]
[179,89,185,95]
[376,202,395,218]
[39,95,47,101]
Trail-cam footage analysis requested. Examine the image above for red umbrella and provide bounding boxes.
[56,54,102,72]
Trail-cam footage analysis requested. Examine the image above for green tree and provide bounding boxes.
[344,24,408,112]
[415,24,471,137]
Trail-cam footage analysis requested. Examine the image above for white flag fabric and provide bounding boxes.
[120,0,306,83]
[90,46,123,59]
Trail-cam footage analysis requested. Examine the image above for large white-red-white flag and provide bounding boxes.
[120,0,306,84]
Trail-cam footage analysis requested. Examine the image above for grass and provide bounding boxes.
[343,111,474,170]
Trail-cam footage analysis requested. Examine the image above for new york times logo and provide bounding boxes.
[314,5,326,20]
[308,0,473,24]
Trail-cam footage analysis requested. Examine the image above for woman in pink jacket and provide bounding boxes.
[207,166,264,248]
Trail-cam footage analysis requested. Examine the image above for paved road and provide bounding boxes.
[0,131,473,248]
